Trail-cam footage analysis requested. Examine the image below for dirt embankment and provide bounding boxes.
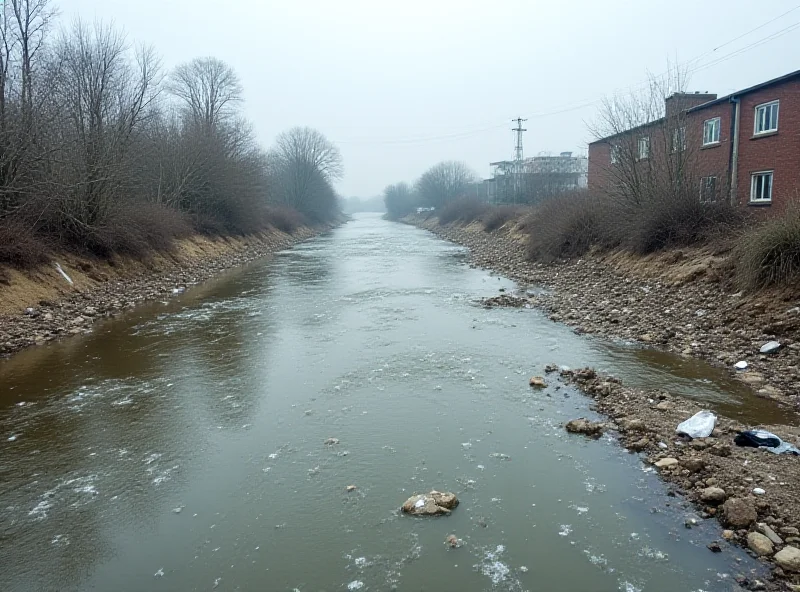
[406,214,800,411]
[0,226,324,357]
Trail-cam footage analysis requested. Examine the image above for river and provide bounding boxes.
[0,213,774,591]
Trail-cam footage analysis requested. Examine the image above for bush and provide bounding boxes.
[624,193,744,255]
[734,203,800,291]
[84,203,193,257]
[437,197,490,225]
[265,205,308,234]
[525,191,610,261]
[481,206,524,232]
[0,218,50,268]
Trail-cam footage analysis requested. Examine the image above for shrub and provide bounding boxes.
[84,203,193,257]
[734,203,800,291]
[0,218,50,268]
[265,205,307,234]
[437,197,490,225]
[526,191,609,261]
[624,193,744,255]
[481,206,524,232]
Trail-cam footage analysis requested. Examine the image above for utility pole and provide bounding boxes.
[512,117,527,203]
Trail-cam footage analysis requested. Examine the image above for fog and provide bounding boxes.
[65,0,800,197]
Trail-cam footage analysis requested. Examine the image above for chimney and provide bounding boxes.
[664,92,717,118]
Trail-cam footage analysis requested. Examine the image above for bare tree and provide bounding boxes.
[415,160,477,208]
[167,57,242,131]
[383,181,416,219]
[268,127,342,221]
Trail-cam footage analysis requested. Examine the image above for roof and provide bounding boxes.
[588,117,664,145]
[687,68,800,112]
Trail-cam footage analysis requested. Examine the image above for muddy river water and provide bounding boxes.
[0,213,782,591]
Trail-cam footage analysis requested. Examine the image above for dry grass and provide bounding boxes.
[734,203,800,291]
[437,198,490,225]
[0,219,51,269]
[481,205,524,232]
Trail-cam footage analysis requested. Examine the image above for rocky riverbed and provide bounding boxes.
[408,215,800,411]
[0,226,323,357]
[559,366,800,589]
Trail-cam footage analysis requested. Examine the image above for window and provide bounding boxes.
[700,176,717,203]
[750,171,773,203]
[637,136,649,160]
[754,101,779,135]
[703,117,720,145]
[610,144,620,164]
[672,127,686,152]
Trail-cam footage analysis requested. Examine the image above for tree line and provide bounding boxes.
[0,0,342,267]
[383,160,478,220]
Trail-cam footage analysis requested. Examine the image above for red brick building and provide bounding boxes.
[588,69,800,211]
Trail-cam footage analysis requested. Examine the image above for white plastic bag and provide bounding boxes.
[676,410,716,438]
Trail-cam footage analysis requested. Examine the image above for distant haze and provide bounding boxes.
[66,0,800,197]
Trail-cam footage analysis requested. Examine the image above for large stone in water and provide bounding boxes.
[401,491,459,516]
[565,418,604,438]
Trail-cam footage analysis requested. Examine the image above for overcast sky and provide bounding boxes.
[64,0,800,197]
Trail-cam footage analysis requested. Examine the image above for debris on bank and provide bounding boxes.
[559,366,800,587]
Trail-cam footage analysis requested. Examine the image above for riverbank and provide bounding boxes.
[0,225,328,357]
[405,214,800,411]
[406,213,800,588]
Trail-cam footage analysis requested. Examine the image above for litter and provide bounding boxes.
[734,430,800,456]
[676,410,716,439]
[759,341,781,354]
[55,263,73,285]
[734,361,748,370]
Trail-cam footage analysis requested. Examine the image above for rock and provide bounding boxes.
[722,498,758,528]
[654,457,679,469]
[707,541,722,553]
[774,546,800,572]
[445,534,460,548]
[722,529,735,540]
[700,487,727,504]
[401,491,459,516]
[629,437,650,452]
[756,523,783,545]
[747,532,774,556]
[681,458,706,473]
[708,444,731,457]
[83,306,97,317]
[71,316,85,326]
[43,313,53,321]
[346,485,357,492]
[752,487,766,495]
[528,376,546,388]
[741,372,765,385]
[565,418,603,438]
[324,438,340,446]
[544,364,559,373]
[619,418,646,432]
[654,401,672,411]
[759,341,781,354]
[781,527,800,536]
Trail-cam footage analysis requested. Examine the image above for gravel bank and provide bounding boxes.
[408,215,800,411]
[0,226,325,357]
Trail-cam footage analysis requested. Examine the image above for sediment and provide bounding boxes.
[0,225,325,357]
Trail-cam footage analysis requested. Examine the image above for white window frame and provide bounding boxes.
[672,126,686,153]
[637,136,649,160]
[702,117,720,145]
[750,171,773,203]
[754,100,779,135]
[699,176,717,203]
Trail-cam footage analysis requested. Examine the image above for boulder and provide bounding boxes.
[774,546,800,572]
[401,491,459,516]
[722,498,758,528]
[324,437,340,446]
[747,531,774,556]
[681,458,706,473]
[700,487,727,504]
[654,457,679,469]
[528,376,546,388]
[565,419,603,438]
